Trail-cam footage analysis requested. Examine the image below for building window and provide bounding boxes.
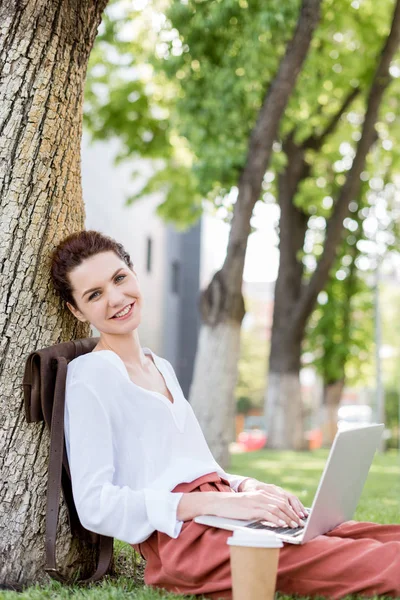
[171,260,180,294]
[146,237,152,273]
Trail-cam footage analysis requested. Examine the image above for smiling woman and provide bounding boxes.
[48,230,400,600]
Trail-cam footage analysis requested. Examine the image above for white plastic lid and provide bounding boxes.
[227,529,283,548]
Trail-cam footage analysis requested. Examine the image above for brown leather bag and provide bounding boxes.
[22,337,113,584]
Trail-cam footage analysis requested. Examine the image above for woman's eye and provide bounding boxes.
[88,275,125,301]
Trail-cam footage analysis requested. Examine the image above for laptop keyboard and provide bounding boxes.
[246,514,309,536]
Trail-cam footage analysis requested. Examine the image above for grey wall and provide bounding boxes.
[163,221,202,398]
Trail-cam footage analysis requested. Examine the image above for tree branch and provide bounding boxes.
[293,0,400,329]
[241,0,322,195]
[222,0,322,288]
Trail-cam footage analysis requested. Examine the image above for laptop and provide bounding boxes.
[195,423,384,545]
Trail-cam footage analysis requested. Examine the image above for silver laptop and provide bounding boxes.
[195,424,384,545]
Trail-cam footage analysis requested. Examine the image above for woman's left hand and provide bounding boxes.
[238,478,307,520]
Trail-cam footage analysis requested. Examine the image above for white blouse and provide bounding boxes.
[64,348,247,545]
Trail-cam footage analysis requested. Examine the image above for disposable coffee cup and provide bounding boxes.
[227,529,283,600]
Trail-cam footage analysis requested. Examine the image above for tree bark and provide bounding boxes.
[189,0,322,467]
[0,0,107,586]
[265,0,400,449]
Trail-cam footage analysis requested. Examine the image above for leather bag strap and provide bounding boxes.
[45,356,113,583]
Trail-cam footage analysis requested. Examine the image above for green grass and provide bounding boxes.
[1,449,399,600]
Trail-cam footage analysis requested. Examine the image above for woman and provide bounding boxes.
[51,230,400,599]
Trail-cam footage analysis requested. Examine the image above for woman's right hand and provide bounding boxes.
[211,490,304,528]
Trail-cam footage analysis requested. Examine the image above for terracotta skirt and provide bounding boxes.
[131,472,400,599]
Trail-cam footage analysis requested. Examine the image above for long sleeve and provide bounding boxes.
[64,379,184,544]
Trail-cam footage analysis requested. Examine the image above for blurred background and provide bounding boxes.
[81,0,400,458]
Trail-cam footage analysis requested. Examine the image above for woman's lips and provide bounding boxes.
[111,302,135,320]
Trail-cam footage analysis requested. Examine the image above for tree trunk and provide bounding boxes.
[190,320,242,467]
[266,373,304,450]
[321,379,344,446]
[0,0,107,586]
[264,141,309,449]
[266,299,305,450]
[189,0,322,467]
[189,269,245,468]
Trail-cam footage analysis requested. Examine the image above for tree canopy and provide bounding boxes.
[85,0,400,227]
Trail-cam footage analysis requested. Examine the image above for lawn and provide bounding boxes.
[1,448,399,600]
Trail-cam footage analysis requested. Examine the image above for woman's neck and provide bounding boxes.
[97,331,147,368]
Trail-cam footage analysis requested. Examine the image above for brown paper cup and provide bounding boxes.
[227,530,283,600]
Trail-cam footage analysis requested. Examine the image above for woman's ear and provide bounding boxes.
[66,301,87,323]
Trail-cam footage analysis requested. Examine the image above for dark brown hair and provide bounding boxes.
[50,230,134,309]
